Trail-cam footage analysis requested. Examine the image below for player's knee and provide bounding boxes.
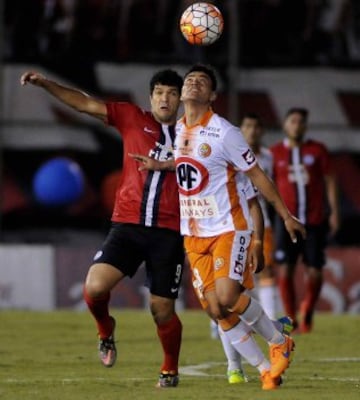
[150,296,175,324]
[84,278,108,298]
[207,303,227,320]
[216,290,240,310]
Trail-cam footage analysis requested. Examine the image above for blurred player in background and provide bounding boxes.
[240,113,278,319]
[270,107,340,333]
[131,64,305,390]
[20,69,185,388]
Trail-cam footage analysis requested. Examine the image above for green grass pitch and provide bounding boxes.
[0,310,359,399]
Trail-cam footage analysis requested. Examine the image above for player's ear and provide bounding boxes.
[210,91,217,102]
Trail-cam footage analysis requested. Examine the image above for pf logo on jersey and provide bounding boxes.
[242,149,256,165]
[176,156,209,196]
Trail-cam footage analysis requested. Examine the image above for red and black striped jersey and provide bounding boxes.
[106,102,180,232]
[270,138,331,225]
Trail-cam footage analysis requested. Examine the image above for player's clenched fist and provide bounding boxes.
[20,71,45,86]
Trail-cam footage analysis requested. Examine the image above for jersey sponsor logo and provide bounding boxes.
[176,157,209,196]
[149,141,174,161]
[288,164,309,184]
[199,126,220,138]
[180,195,219,219]
[303,154,315,165]
[198,143,212,158]
[242,149,256,165]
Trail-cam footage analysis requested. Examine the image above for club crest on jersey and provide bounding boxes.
[303,154,315,165]
[176,157,209,196]
[242,149,256,165]
[198,143,212,158]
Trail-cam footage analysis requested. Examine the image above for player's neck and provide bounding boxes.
[183,102,210,127]
[287,137,303,147]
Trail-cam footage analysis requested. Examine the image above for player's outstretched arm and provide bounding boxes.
[246,163,306,243]
[129,153,175,172]
[20,71,107,121]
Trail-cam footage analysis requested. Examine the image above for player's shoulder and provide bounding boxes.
[106,101,145,115]
[211,113,244,142]
[211,112,235,130]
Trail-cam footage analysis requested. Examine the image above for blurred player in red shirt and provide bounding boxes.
[270,107,340,333]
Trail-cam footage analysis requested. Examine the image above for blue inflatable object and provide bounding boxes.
[33,157,85,206]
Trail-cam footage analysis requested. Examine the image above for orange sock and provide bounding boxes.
[157,314,182,374]
[83,287,113,339]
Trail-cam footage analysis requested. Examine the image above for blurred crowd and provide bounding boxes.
[4,0,360,69]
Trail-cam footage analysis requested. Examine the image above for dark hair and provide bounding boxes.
[184,64,217,91]
[285,107,309,120]
[150,69,183,95]
[240,112,263,127]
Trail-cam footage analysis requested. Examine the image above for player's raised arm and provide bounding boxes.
[20,71,107,121]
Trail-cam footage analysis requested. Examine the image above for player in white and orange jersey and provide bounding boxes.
[240,113,278,319]
[130,64,305,390]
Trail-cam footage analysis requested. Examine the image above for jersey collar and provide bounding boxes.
[180,109,214,128]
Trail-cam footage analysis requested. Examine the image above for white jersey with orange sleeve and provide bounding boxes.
[174,110,258,237]
[256,147,273,228]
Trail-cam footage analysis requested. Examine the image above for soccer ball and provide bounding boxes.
[180,2,224,46]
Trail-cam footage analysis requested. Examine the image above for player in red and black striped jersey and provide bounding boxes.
[21,69,184,387]
[270,107,340,333]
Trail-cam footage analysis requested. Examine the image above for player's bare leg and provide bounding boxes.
[277,262,298,329]
[84,263,124,367]
[151,295,182,388]
[299,266,323,333]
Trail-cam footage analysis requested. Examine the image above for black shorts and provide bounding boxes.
[93,222,184,299]
[274,217,329,269]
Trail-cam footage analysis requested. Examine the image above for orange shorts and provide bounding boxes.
[185,230,254,305]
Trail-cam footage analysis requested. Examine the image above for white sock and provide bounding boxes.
[258,285,277,319]
[210,319,220,339]
[222,320,270,371]
[240,298,285,344]
[218,325,242,371]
